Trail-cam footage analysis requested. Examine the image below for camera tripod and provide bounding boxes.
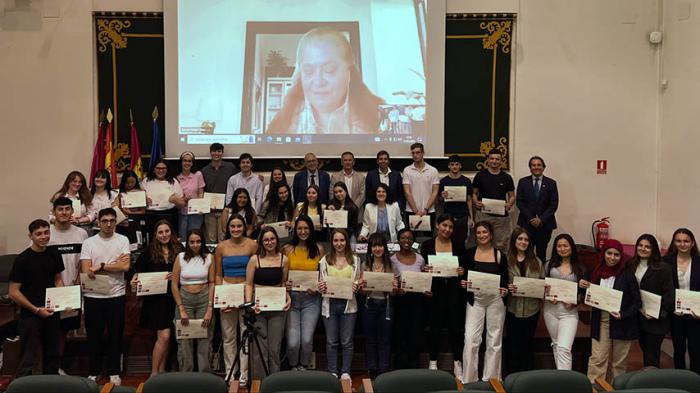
[225,305,270,388]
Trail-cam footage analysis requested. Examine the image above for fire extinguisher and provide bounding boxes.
[591,217,611,250]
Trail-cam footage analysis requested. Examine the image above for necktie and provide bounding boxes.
[534,177,541,200]
[310,174,316,186]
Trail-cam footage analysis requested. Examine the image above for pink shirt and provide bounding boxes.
[177,171,205,214]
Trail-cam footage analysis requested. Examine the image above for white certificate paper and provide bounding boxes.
[45,285,81,312]
[323,276,354,300]
[467,270,501,296]
[80,273,112,295]
[387,243,400,252]
[481,198,506,215]
[545,277,578,304]
[175,319,208,340]
[288,270,318,292]
[309,214,321,228]
[204,192,226,210]
[136,272,169,296]
[115,207,128,225]
[122,190,147,208]
[409,215,431,231]
[267,221,290,239]
[352,243,368,255]
[187,198,211,215]
[213,283,245,309]
[428,255,459,277]
[149,190,171,208]
[512,276,546,298]
[585,284,623,313]
[444,186,467,202]
[323,210,348,228]
[675,289,700,315]
[640,290,661,319]
[363,272,394,292]
[71,199,82,218]
[400,271,432,293]
[255,286,287,311]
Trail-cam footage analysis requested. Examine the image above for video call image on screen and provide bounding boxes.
[176,0,427,148]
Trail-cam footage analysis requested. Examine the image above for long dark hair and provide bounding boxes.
[118,170,141,192]
[547,233,584,280]
[365,232,392,273]
[149,219,182,264]
[300,184,323,217]
[183,229,209,262]
[256,227,281,258]
[628,234,664,271]
[52,171,93,205]
[91,169,113,196]
[290,215,320,260]
[507,226,540,273]
[226,188,256,225]
[330,181,358,211]
[146,159,175,183]
[264,183,294,221]
[666,228,700,257]
[372,183,394,205]
[224,214,248,240]
[264,167,289,205]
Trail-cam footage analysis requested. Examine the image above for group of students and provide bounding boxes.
[8,143,700,387]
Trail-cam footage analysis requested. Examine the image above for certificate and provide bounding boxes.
[444,186,467,202]
[544,277,578,304]
[585,284,623,313]
[428,255,459,277]
[80,273,112,295]
[255,286,287,311]
[481,198,506,215]
[387,243,400,252]
[466,271,501,296]
[288,271,318,292]
[512,276,546,298]
[675,289,700,315]
[204,192,226,210]
[309,214,321,228]
[408,215,431,231]
[213,283,245,309]
[353,243,368,255]
[323,276,354,300]
[175,319,208,340]
[149,190,171,208]
[71,199,82,218]
[640,290,661,319]
[187,198,211,215]
[45,285,81,312]
[363,272,394,292]
[136,272,169,296]
[400,271,432,293]
[115,207,128,225]
[323,210,348,228]
[122,190,147,208]
[267,221,290,239]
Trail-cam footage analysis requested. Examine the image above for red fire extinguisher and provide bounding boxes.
[591,217,611,250]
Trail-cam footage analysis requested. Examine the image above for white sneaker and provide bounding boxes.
[87,375,97,382]
[428,360,438,370]
[340,373,352,381]
[109,375,121,386]
[58,368,67,376]
[453,360,463,379]
[297,365,307,371]
[331,372,338,378]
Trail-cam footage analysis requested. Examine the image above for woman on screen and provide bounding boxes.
[266,27,384,135]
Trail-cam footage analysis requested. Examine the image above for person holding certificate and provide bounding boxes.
[282,215,325,371]
[293,185,326,241]
[505,227,544,373]
[88,170,119,227]
[629,234,674,368]
[50,171,95,232]
[459,221,508,383]
[171,229,215,373]
[215,214,257,385]
[258,183,294,227]
[176,151,206,241]
[359,233,398,378]
[390,228,428,369]
[421,214,467,377]
[664,228,700,373]
[543,234,586,371]
[359,183,405,243]
[131,220,184,377]
[328,182,360,239]
[221,188,258,238]
[471,149,515,251]
[261,167,289,205]
[579,239,641,383]
[318,229,362,381]
[244,227,291,379]
[114,170,146,247]
[142,159,185,240]
[201,143,239,244]
[438,155,474,247]
[9,219,65,377]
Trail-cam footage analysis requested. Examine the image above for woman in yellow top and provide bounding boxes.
[282,215,325,370]
[318,229,362,381]
[294,184,326,241]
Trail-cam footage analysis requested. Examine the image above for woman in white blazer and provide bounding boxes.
[359,183,405,243]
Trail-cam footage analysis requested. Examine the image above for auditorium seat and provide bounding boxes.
[360,369,458,393]
[6,375,99,393]
[0,254,18,298]
[250,370,350,393]
[490,369,592,393]
[610,369,700,392]
[134,372,227,393]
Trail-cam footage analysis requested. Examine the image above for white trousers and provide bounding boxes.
[462,295,506,383]
[543,302,579,370]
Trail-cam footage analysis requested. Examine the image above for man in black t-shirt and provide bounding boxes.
[9,219,65,377]
[439,155,474,246]
[472,149,515,250]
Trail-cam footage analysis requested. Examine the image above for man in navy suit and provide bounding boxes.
[516,156,559,262]
[365,150,405,211]
[292,152,330,205]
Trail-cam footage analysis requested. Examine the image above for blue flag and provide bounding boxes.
[149,118,163,171]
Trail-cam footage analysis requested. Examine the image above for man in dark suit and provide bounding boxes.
[365,150,405,211]
[292,152,330,205]
[516,156,559,262]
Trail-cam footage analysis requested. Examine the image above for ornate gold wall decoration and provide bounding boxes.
[476,137,509,170]
[284,159,330,171]
[97,19,132,52]
[115,142,130,172]
[480,21,512,54]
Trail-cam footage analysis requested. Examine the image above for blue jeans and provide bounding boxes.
[361,298,393,374]
[286,291,321,367]
[323,299,357,375]
[179,213,204,241]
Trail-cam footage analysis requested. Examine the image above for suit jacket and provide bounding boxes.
[292,170,330,206]
[331,171,366,208]
[664,254,700,291]
[637,261,674,335]
[359,202,405,243]
[365,168,405,211]
[589,267,641,341]
[516,175,559,231]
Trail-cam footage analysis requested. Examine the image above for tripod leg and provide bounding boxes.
[225,312,243,384]
[252,333,270,378]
